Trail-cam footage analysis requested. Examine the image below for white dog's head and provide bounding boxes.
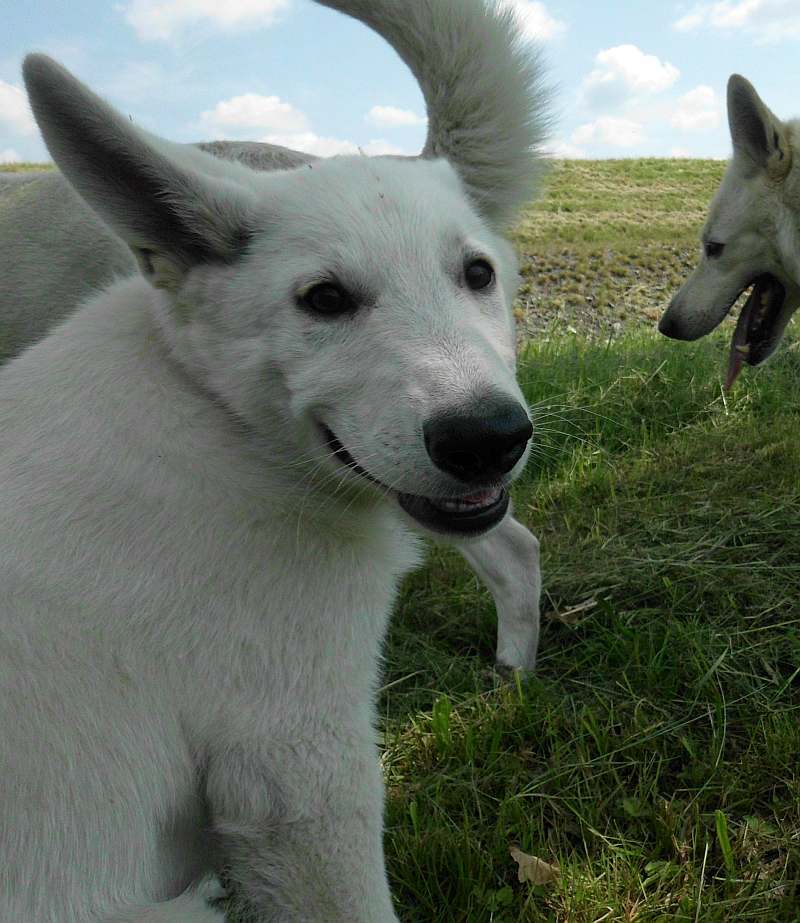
[176,154,532,535]
[659,74,800,387]
[23,51,538,536]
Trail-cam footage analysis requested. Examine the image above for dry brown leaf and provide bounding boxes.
[509,846,560,885]
[545,597,598,625]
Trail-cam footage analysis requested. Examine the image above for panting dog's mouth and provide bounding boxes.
[319,424,509,535]
[725,274,786,389]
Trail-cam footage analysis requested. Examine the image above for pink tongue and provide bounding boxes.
[725,288,755,390]
[725,347,745,391]
[462,488,498,505]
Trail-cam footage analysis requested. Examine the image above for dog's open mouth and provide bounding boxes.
[320,424,509,535]
[725,273,786,389]
[396,488,509,535]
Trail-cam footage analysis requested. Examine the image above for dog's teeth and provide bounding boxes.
[735,343,751,356]
[433,489,501,514]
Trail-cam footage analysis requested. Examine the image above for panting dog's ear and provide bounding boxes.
[727,74,792,181]
[23,54,255,291]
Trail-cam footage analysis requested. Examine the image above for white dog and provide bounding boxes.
[659,74,800,386]
[0,141,542,676]
[0,0,549,920]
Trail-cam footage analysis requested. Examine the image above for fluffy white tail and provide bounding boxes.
[315,0,551,227]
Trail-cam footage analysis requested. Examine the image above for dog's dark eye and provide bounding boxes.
[705,241,724,259]
[302,283,354,316]
[465,259,495,291]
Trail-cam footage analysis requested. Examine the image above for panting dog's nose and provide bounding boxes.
[423,397,532,483]
[658,311,683,339]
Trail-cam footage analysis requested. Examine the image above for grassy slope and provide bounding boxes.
[513,160,725,340]
[5,160,798,920]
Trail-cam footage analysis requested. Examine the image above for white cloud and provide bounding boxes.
[260,132,407,158]
[672,0,800,42]
[122,0,290,41]
[198,92,410,157]
[0,148,21,163]
[710,0,763,27]
[361,139,407,156]
[200,93,309,136]
[366,105,426,128]
[502,1,567,41]
[673,10,705,30]
[669,143,729,159]
[572,116,646,148]
[544,138,588,158]
[671,85,721,133]
[583,45,680,107]
[0,80,37,137]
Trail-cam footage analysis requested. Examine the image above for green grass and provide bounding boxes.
[377,160,799,921]
[382,330,800,921]
[518,159,725,249]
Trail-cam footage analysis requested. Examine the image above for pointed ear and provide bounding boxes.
[727,74,791,180]
[23,54,255,291]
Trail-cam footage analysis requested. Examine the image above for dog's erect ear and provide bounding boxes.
[23,54,255,291]
[727,74,791,180]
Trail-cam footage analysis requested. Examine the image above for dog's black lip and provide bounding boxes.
[318,423,510,535]
[397,488,509,536]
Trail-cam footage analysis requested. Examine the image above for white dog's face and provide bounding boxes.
[661,158,800,387]
[20,53,535,536]
[667,165,783,339]
[659,74,800,386]
[170,156,531,535]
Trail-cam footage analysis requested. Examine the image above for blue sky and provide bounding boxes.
[1,0,798,164]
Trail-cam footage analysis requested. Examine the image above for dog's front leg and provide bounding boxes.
[206,734,400,923]
[454,512,541,672]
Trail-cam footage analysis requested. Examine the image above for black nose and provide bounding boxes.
[658,310,682,339]
[423,397,532,483]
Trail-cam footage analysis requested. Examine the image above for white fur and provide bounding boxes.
[0,148,543,672]
[1,1,549,919]
[0,160,542,674]
[660,74,800,348]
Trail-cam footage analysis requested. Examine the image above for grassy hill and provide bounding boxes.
[4,159,798,920]
[512,159,725,341]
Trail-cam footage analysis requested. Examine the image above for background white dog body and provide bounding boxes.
[0,0,548,920]
[0,146,541,675]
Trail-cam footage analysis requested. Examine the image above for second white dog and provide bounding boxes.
[659,74,800,386]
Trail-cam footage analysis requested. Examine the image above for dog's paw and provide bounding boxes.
[494,654,536,677]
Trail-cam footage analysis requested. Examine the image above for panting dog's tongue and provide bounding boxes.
[724,275,785,390]
[725,292,754,391]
